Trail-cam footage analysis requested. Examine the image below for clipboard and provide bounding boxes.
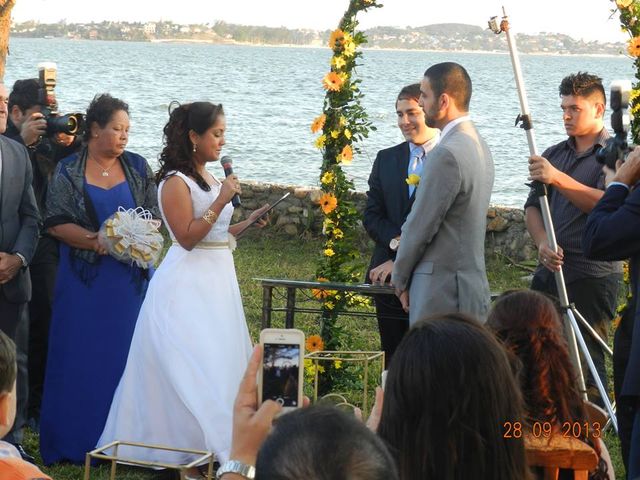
[235,192,291,238]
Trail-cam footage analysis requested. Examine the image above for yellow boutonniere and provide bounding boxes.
[406,174,420,186]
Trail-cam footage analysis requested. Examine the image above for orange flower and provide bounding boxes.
[328,29,345,49]
[312,277,330,299]
[628,36,640,57]
[311,114,326,133]
[322,71,344,92]
[306,334,325,352]
[617,0,633,8]
[337,145,353,164]
[319,192,338,214]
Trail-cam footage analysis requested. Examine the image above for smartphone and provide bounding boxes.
[258,328,305,413]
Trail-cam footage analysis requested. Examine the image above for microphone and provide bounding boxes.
[220,156,241,207]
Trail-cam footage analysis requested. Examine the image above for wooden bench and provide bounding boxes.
[525,433,598,480]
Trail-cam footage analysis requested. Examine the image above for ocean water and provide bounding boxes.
[5,38,634,206]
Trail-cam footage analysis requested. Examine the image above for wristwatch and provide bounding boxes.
[216,460,256,479]
[389,237,400,252]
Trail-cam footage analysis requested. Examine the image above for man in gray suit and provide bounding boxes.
[391,62,494,323]
[0,82,40,452]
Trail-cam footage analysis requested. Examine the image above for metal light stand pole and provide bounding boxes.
[488,8,617,433]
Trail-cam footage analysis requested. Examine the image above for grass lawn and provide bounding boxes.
[33,233,625,479]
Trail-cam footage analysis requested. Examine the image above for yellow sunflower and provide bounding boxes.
[321,171,335,185]
[331,55,347,69]
[324,248,335,257]
[337,145,353,164]
[343,39,356,58]
[310,114,326,133]
[332,228,344,239]
[319,192,338,214]
[617,0,633,8]
[306,334,325,352]
[314,134,326,149]
[330,130,340,139]
[322,71,345,92]
[628,36,640,57]
[328,29,345,49]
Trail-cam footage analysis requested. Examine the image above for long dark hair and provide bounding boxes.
[156,101,224,191]
[377,313,530,480]
[487,290,587,428]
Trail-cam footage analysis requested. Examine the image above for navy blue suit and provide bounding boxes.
[364,142,414,365]
[584,183,640,476]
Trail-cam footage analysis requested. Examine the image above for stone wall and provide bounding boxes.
[236,181,537,261]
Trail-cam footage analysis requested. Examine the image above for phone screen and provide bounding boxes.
[262,343,301,407]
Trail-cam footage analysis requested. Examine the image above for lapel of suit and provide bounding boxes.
[0,138,10,214]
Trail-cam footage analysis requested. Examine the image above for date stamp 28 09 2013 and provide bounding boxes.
[503,421,601,439]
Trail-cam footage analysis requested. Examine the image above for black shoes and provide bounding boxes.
[11,443,36,464]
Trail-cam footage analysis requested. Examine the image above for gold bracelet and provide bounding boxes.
[202,209,218,225]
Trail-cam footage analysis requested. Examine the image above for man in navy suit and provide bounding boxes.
[363,83,439,366]
[583,150,640,478]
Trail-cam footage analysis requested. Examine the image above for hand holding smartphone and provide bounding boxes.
[258,328,305,414]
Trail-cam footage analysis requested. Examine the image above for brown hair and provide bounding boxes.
[487,290,586,426]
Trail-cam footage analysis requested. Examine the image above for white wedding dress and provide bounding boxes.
[97,171,253,465]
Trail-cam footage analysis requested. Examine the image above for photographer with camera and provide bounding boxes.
[583,149,640,478]
[525,72,622,407]
[3,76,81,439]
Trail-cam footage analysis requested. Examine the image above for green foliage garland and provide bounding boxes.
[310,0,381,384]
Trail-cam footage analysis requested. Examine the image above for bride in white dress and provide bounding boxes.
[98,101,269,470]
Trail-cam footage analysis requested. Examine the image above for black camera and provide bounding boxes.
[596,80,634,170]
[37,62,85,137]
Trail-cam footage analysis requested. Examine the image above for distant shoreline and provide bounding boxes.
[145,37,626,58]
[13,35,626,58]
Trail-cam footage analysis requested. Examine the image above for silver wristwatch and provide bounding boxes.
[389,237,400,251]
[216,460,256,479]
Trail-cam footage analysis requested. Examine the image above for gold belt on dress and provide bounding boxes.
[172,241,230,250]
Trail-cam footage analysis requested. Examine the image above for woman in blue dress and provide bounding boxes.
[40,94,159,465]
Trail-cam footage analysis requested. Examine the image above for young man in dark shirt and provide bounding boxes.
[525,72,622,405]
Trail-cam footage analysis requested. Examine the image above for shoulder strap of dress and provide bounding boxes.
[166,170,195,190]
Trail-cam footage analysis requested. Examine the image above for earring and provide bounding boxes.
[193,143,197,153]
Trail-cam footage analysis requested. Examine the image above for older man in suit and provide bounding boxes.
[0,82,40,455]
[392,62,494,323]
[364,83,439,365]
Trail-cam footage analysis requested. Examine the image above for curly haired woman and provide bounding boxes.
[487,290,614,480]
[98,102,269,478]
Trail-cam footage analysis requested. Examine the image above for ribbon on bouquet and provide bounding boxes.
[99,206,164,268]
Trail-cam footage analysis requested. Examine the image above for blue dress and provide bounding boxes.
[40,181,149,465]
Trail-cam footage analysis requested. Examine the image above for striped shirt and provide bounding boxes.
[524,128,622,282]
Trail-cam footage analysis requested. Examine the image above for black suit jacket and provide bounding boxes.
[363,142,414,275]
[583,183,640,397]
[0,135,41,303]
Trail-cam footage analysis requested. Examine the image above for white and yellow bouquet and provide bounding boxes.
[99,207,163,269]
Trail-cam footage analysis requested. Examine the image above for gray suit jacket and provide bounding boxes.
[0,136,40,303]
[391,120,494,323]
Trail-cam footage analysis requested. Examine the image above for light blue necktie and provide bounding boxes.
[408,147,424,198]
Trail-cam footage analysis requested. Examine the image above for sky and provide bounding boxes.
[12,0,628,43]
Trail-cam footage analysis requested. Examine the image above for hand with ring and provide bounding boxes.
[538,242,564,272]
